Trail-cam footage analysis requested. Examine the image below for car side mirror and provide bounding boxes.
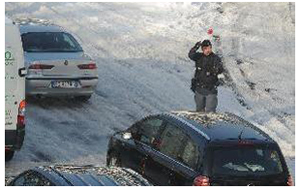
[122,132,132,140]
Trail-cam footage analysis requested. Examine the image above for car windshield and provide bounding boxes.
[21,32,83,52]
[212,146,284,177]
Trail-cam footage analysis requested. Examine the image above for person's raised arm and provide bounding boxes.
[188,41,202,61]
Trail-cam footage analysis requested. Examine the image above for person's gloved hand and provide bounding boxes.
[217,73,225,86]
[194,41,202,49]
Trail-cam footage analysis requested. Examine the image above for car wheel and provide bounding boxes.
[107,152,122,167]
[75,95,91,102]
[26,95,41,103]
[5,150,14,162]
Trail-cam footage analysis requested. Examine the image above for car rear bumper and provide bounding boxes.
[5,126,25,151]
[26,77,98,96]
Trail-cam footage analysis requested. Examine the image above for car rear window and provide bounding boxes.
[21,32,83,52]
[212,146,284,177]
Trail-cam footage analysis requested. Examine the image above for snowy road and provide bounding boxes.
[5,2,295,179]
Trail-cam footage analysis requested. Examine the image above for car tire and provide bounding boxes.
[26,95,40,103]
[5,150,14,162]
[107,152,122,167]
[75,95,91,102]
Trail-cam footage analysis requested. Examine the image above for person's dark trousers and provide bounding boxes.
[194,90,218,112]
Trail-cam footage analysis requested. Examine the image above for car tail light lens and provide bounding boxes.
[238,140,254,146]
[17,100,26,127]
[193,175,210,186]
[29,63,54,70]
[78,62,97,70]
[287,175,293,186]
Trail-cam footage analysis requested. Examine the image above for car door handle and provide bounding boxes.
[18,67,27,77]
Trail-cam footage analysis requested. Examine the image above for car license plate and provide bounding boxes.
[50,81,80,88]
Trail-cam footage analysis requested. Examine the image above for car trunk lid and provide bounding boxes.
[26,52,97,78]
[205,142,289,186]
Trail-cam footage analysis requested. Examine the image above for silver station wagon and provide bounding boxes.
[18,19,98,101]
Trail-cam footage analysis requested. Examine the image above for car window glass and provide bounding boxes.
[159,123,186,161]
[180,138,199,169]
[13,172,52,186]
[63,33,77,48]
[138,118,164,146]
[212,147,284,176]
[21,32,82,52]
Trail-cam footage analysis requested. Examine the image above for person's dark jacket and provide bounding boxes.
[189,45,224,94]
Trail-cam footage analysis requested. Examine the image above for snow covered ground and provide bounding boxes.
[5,2,295,179]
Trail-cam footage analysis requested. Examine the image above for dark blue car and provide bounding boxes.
[106,111,293,186]
[7,165,151,186]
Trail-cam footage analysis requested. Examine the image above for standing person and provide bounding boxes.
[188,40,224,112]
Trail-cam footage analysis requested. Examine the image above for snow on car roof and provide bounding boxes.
[15,17,52,25]
[169,111,272,141]
[40,165,151,186]
[171,111,246,126]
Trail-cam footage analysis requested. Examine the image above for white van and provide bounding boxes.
[5,17,27,161]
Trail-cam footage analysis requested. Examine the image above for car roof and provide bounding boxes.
[14,18,66,34]
[31,165,151,186]
[5,17,14,25]
[164,111,274,143]
[19,24,66,34]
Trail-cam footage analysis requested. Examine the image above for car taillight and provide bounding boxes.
[17,100,26,127]
[78,62,97,70]
[238,140,254,146]
[193,175,210,186]
[28,63,54,70]
[287,175,293,186]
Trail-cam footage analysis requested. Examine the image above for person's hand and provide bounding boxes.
[191,85,196,93]
[194,41,202,49]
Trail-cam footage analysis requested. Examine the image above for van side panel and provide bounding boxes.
[5,22,25,142]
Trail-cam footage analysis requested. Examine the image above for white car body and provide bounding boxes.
[5,17,26,161]
[19,19,98,99]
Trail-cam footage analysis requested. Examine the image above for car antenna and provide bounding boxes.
[238,127,245,141]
